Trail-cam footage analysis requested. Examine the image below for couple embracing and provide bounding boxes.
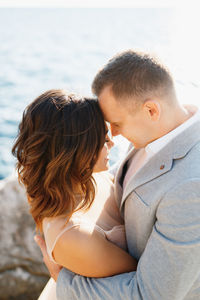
[13,50,200,300]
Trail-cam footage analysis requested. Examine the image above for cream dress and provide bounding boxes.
[38,172,126,300]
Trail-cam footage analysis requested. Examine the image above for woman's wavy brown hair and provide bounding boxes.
[12,89,106,232]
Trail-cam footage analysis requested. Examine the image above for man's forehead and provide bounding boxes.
[98,87,128,123]
[100,108,119,124]
[99,100,121,121]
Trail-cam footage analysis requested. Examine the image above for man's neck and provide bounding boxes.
[166,104,195,132]
[146,104,196,147]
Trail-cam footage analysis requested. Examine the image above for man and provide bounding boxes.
[36,50,200,299]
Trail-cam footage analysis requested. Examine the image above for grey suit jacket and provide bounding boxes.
[57,120,200,300]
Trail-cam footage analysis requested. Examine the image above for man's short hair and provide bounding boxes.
[92,50,175,103]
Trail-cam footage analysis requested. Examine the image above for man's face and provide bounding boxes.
[98,86,151,149]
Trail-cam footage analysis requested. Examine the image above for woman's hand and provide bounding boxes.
[34,235,62,281]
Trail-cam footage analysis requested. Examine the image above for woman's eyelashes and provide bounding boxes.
[105,134,111,143]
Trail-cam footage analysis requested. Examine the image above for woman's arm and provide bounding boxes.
[53,224,137,278]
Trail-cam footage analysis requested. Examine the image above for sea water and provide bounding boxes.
[0,7,200,179]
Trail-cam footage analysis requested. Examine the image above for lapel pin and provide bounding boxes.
[160,164,165,170]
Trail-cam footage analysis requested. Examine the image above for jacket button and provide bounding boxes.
[160,164,165,170]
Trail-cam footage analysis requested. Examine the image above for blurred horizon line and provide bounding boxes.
[0,0,187,8]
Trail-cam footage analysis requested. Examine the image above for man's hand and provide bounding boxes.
[34,235,62,281]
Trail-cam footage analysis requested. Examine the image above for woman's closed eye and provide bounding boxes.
[105,134,114,149]
[105,136,110,143]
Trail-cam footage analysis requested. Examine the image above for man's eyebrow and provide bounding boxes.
[111,121,119,125]
[103,116,109,122]
[102,112,111,123]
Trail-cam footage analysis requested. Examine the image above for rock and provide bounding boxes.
[0,175,49,300]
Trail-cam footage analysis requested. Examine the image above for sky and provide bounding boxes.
[0,0,191,8]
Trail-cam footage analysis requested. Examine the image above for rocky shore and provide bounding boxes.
[0,175,49,300]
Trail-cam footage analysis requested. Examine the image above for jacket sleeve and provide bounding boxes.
[56,179,200,300]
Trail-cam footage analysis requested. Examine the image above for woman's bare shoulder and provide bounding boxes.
[52,220,104,268]
[55,220,97,249]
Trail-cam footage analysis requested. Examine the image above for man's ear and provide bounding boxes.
[143,100,161,121]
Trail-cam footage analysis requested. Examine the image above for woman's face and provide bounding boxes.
[93,132,114,173]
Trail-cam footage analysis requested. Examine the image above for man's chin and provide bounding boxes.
[125,137,145,149]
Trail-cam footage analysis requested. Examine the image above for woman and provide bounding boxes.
[12,89,137,299]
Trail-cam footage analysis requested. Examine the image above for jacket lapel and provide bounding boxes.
[119,120,200,209]
[120,153,173,208]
